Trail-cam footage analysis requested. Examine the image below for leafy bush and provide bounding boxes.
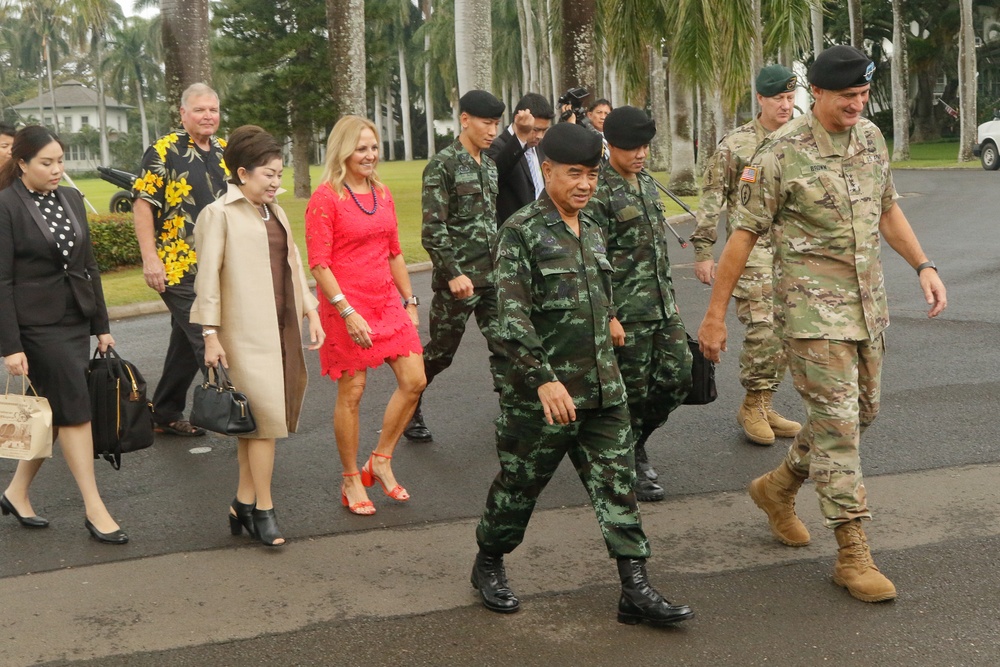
[88,213,140,271]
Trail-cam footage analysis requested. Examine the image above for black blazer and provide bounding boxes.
[0,180,110,356]
[486,128,546,226]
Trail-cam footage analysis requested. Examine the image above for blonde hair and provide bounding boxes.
[319,115,385,198]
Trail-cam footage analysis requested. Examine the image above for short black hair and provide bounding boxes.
[223,125,283,185]
[0,123,15,137]
[588,99,612,112]
[514,93,555,120]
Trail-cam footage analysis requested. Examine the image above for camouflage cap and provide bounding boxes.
[756,64,797,97]
[808,45,875,90]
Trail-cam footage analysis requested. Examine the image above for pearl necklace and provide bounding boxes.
[345,183,377,215]
[257,204,270,221]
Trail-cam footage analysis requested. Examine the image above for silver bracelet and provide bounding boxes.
[339,306,356,319]
[329,293,347,306]
[202,328,218,337]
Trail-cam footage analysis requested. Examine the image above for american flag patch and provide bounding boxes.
[740,166,759,183]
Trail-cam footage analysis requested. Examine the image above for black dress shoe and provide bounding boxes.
[403,407,433,442]
[229,498,256,537]
[85,519,129,544]
[634,476,665,502]
[617,558,694,626]
[252,508,286,547]
[0,494,49,528]
[470,551,520,613]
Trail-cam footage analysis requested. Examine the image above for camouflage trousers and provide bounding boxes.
[476,404,651,559]
[423,287,505,392]
[614,312,692,446]
[783,335,884,528]
[734,276,787,392]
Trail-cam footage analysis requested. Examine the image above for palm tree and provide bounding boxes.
[957,0,976,162]
[326,0,366,118]
[890,0,910,161]
[561,0,596,93]
[72,0,123,165]
[455,0,492,94]
[105,16,161,149]
[19,0,75,133]
[421,0,435,156]
[162,0,212,106]
[847,0,863,49]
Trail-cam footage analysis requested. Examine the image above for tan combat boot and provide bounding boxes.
[833,520,897,602]
[748,461,810,546]
[761,391,802,438]
[738,391,775,445]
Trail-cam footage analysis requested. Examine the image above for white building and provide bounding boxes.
[13,80,132,170]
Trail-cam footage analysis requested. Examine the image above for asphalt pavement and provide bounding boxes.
[1,169,998,666]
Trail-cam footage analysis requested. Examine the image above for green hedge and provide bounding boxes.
[88,213,141,272]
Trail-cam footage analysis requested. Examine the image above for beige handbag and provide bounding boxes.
[0,376,53,461]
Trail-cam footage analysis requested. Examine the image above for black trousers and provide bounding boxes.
[151,281,205,425]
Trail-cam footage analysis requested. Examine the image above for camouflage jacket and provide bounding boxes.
[589,167,677,323]
[732,112,897,341]
[493,193,626,410]
[132,129,229,286]
[691,116,775,288]
[421,139,499,291]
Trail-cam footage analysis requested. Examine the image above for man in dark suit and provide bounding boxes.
[486,93,554,226]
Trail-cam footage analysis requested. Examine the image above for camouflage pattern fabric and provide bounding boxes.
[421,139,499,291]
[692,117,786,392]
[492,194,625,411]
[423,287,505,391]
[732,112,897,341]
[476,404,650,559]
[783,336,883,527]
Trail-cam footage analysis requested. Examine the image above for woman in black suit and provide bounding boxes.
[0,126,127,544]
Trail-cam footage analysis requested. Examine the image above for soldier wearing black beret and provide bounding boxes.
[471,117,693,627]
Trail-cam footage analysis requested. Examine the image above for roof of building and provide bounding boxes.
[13,80,133,111]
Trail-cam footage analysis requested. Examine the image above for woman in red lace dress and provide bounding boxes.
[305,115,425,516]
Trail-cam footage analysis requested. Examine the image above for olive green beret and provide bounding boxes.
[755,64,797,97]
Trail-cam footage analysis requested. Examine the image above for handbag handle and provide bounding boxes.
[202,364,237,392]
[4,374,40,397]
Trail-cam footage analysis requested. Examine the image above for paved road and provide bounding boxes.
[1,170,998,666]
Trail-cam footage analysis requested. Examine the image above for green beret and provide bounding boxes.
[539,122,603,168]
[755,64,797,97]
[808,45,875,90]
[603,106,656,150]
[459,90,505,119]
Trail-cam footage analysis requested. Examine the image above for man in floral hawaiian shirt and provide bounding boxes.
[132,83,229,436]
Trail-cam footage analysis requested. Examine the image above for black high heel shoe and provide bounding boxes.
[0,494,49,528]
[229,498,256,537]
[85,519,129,544]
[251,508,285,547]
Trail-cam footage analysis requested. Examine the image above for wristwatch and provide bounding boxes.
[915,261,937,275]
[403,296,420,306]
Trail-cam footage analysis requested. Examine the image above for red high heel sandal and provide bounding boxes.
[361,452,410,502]
[341,471,376,515]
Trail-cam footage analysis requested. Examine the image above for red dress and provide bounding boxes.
[305,182,422,379]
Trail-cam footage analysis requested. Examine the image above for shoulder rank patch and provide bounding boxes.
[740,166,759,183]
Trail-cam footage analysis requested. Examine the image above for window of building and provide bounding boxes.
[80,115,90,128]
[63,116,73,131]
[66,144,90,162]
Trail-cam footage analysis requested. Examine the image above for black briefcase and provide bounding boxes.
[190,365,257,435]
[88,347,155,469]
[684,334,718,405]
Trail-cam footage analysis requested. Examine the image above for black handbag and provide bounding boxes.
[684,334,718,405]
[190,365,257,435]
[88,347,154,469]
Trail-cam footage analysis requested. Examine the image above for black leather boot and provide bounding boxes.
[616,558,694,626]
[403,397,433,442]
[470,550,520,613]
[634,432,658,481]
[634,470,665,502]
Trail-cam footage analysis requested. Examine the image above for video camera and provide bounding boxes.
[558,87,590,125]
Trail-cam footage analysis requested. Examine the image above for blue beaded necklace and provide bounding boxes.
[345,182,377,215]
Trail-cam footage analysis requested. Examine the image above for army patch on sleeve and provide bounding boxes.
[740,183,752,206]
[740,166,759,183]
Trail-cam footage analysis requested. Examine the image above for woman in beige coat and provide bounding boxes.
[191,125,324,547]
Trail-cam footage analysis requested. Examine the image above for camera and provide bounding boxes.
[558,87,590,125]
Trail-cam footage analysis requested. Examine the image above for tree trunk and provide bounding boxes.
[455,0,493,94]
[847,0,863,50]
[811,4,824,59]
[515,0,530,91]
[398,44,413,161]
[44,39,59,133]
[387,86,397,161]
[958,0,977,162]
[135,78,150,150]
[543,0,559,102]
[750,0,762,116]
[374,87,384,151]
[520,0,539,92]
[668,63,696,195]
[561,0,596,93]
[890,0,910,161]
[424,28,435,156]
[95,39,110,165]
[162,0,212,109]
[910,67,942,143]
[290,100,312,198]
[649,47,670,173]
[326,0,367,118]
[697,85,718,169]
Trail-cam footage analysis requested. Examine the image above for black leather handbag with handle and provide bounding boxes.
[88,347,154,469]
[190,365,257,435]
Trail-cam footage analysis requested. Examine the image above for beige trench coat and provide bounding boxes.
[190,184,319,438]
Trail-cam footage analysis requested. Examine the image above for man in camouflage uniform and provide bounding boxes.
[471,122,693,627]
[589,106,692,502]
[404,90,506,443]
[699,46,947,603]
[132,83,228,437]
[691,65,802,446]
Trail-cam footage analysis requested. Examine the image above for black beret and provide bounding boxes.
[539,122,603,168]
[603,106,656,149]
[808,45,875,90]
[756,64,797,97]
[459,90,505,119]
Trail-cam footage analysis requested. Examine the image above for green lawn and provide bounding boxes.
[72,141,971,308]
